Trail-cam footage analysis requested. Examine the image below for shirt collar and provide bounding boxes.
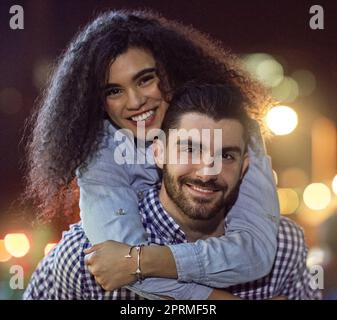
[140,187,187,244]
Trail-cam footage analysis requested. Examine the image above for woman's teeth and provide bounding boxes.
[131,110,155,122]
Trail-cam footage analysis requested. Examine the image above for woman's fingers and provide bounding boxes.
[84,244,99,254]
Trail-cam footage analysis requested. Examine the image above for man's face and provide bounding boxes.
[158,113,249,220]
[104,47,169,140]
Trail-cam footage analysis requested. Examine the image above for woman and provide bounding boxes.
[24,10,279,299]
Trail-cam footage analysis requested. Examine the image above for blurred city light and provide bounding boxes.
[44,243,57,256]
[4,233,30,258]
[243,53,284,88]
[32,58,53,90]
[333,175,337,196]
[256,59,284,87]
[303,183,331,211]
[292,69,316,97]
[266,105,298,135]
[306,247,326,268]
[272,76,299,102]
[0,240,12,262]
[277,188,300,215]
[280,167,309,188]
[312,118,337,182]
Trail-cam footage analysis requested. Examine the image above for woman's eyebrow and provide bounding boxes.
[132,67,157,81]
[104,67,157,89]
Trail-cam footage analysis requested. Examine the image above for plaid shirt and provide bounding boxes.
[24,188,320,300]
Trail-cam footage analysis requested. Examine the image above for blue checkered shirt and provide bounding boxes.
[24,188,320,300]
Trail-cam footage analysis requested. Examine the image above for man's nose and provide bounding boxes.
[196,153,222,177]
[127,88,146,110]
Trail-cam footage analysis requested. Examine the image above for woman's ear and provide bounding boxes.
[152,138,166,169]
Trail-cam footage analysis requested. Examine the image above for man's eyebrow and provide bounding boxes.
[104,67,157,89]
[221,146,243,155]
[176,140,243,154]
[176,138,201,147]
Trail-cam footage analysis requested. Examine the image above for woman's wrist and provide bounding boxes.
[141,245,178,279]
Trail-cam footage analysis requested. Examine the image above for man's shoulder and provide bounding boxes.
[278,217,305,246]
[275,217,307,269]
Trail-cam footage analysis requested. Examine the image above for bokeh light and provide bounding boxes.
[243,53,284,88]
[44,243,57,256]
[277,188,300,215]
[0,240,12,262]
[306,247,326,268]
[256,59,284,87]
[280,167,309,188]
[33,58,53,90]
[303,183,331,211]
[266,105,298,135]
[4,233,30,258]
[272,76,299,102]
[332,175,337,196]
[292,69,316,97]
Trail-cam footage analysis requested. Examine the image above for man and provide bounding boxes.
[24,84,320,300]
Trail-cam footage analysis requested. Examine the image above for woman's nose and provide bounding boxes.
[126,88,146,110]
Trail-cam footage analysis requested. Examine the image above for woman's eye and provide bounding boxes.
[138,75,155,86]
[106,87,122,97]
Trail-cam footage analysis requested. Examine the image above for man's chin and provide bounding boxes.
[179,197,222,220]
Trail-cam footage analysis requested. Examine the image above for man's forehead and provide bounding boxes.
[173,113,245,147]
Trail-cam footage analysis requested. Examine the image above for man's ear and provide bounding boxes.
[152,138,166,169]
[240,151,249,179]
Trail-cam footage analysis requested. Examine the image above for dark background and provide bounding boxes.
[0,0,336,231]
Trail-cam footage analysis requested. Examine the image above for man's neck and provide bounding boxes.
[159,186,225,242]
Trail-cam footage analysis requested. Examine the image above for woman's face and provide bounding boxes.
[104,47,169,140]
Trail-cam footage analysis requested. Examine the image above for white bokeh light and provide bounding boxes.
[266,106,298,135]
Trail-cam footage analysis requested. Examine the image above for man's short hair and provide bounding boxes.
[161,83,252,145]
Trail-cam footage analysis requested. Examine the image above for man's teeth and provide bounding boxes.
[131,110,155,122]
[189,185,215,193]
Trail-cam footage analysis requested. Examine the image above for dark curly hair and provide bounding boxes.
[24,9,273,221]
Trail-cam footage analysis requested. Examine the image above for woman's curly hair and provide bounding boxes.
[24,9,273,221]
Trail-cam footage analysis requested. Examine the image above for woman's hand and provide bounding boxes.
[84,240,138,291]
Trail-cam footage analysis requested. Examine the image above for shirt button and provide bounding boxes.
[115,208,126,215]
[137,191,144,200]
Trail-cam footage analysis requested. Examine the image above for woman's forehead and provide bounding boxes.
[107,47,156,83]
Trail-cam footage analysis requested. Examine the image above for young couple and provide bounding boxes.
[23,10,319,300]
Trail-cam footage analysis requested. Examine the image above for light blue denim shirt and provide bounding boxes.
[77,119,280,298]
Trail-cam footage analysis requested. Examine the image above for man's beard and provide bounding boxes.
[162,166,241,221]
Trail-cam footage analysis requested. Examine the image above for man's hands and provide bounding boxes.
[84,240,138,291]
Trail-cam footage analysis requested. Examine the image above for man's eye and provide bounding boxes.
[222,153,235,161]
[105,87,123,97]
[187,147,201,154]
